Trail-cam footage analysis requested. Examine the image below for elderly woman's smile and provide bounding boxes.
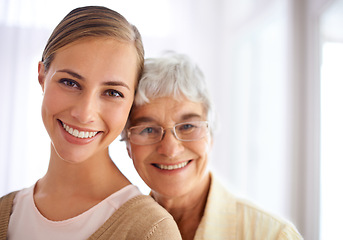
[152,160,191,170]
[127,97,211,197]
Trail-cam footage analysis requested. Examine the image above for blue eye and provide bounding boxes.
[141,127,155,135]
[134,126,161,137]
[178,123,196,131]
[105,89,124,98]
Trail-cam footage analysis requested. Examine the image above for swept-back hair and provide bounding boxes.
[42,6,144,79]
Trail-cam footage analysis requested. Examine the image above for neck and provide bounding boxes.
[37,144,130,200]
[33,145,131,221]
[152,173,211,240]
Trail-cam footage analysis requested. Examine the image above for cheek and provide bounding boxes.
[103,103,133,132]
[130,146,145,162]
[41,88,65,120]
[196,140,210,152]
[190,139,211,161]
[130,145,150,166]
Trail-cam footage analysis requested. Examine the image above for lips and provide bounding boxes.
[153,160,191,170]
[60,120,99,139]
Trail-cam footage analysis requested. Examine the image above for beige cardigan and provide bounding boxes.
[0,192,181,240]
[194,174,303,240]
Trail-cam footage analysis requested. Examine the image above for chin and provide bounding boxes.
[53,145,91,164]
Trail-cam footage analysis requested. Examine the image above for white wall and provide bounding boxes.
[0,0,330,239]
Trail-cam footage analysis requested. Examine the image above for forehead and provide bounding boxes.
[130,97,206,125]
[49,38,138,86]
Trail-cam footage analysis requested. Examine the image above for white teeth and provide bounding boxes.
[73,129,79,137]
[157,161,189,170]
[62,122,98,139]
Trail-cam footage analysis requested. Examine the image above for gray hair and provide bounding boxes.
[122,52,216,139]
[135,52,210,108]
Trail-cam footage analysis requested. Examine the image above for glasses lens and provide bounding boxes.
[174,121,208,141]
[129,125,163,145]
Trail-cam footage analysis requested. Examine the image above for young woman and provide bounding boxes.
[123,52,303,240]
[0,6,181,240]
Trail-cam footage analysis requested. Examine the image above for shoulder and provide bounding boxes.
[118,195,182,239]
[200,174,303,239]
[120,195,175,223]
[236,198,303,239]
[89,195,181,240]
[0,191,18,205]
[0,190,19,214]
[0,191,19,238]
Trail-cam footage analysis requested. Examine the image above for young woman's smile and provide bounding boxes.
[39,38,138,163]
[58,120,102,145]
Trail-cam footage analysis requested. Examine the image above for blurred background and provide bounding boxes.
[1,0,342,239]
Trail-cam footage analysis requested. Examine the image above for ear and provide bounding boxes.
[207,134,214,152]
[126,145,133,159]
[210,135,214,148]
[38,61,46,92]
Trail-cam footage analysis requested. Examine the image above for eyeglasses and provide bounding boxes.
[127,121,209,145]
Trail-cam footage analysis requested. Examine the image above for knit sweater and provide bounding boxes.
[194,175,303,239]
[0,191,181,240]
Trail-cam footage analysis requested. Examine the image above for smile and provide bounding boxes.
[61,121,99,139]
[154,161,191,170]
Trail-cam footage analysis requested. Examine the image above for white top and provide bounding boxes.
[8,184,141,240]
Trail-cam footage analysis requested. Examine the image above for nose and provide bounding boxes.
[70,93,98,124]
[157,129,184,158]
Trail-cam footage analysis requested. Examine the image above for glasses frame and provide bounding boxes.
[127,120,209,145]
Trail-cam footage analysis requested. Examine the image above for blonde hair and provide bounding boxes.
[42,6,144,78]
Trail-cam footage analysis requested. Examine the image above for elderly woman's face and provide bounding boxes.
[127,97,211,198]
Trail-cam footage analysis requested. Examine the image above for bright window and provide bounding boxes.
[320,42,343,240]
[319,1,343,238]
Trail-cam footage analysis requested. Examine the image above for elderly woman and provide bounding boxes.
[123,52,303,240]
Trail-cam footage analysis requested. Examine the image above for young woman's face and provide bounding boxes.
[126,97,211,198]
[39,38,137,163]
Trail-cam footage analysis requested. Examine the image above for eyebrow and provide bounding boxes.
[131,113,203,125]
[103,81,130,90]
[57,69,130,90]
[180,113,203,121]
[57,69,84,80]
[131,117,155,125]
